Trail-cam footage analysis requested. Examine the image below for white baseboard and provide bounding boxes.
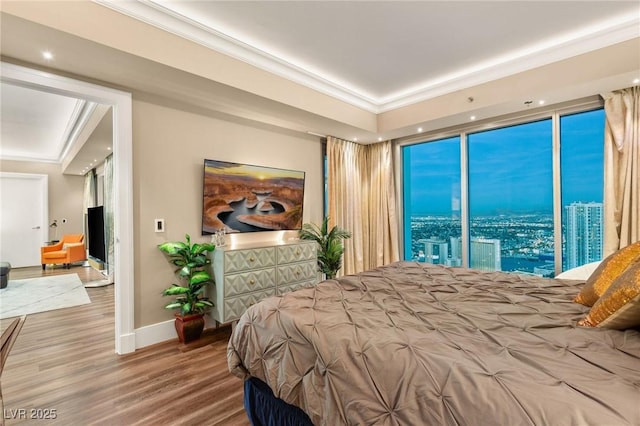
[135,319,176,348]
[118,332,136,355]
[134,315,220,349]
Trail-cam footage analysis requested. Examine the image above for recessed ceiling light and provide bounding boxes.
[378,137,382,142]
[470,116,476,121]
[107,147,111,151]
[539,100,545,105]
[42,51,53,60]
[354,137,358,142]
[634,78,640,84]
[417,127,423,132]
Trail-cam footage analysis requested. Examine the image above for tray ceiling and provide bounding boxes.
[1,0,638,167]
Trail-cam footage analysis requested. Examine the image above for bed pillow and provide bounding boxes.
[578,261,640,329]
[574,241,640,306]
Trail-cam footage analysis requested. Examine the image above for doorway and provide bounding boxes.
[0,62,135,354]
[0,173,48,267]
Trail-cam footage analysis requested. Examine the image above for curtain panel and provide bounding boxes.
[327,136,400,276]
[603,86,640,254]
[103,154,115,276]
[83,170,96,213]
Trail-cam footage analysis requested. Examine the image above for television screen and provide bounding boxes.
[87,206,106,262]
[202,159,305,234]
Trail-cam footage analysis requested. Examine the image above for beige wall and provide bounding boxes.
[132,98,324,327]
[0,160,85,242]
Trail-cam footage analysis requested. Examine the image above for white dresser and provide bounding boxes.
[209,240,318,324]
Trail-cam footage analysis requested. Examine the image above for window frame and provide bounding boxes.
[396,96,604,276]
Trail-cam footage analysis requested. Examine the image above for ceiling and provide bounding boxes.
[0,81,113,175]
[1,0,639,172]
[104,0,640,111]
[1,82,82,162]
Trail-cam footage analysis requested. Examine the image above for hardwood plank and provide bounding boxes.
[1,266,249,425]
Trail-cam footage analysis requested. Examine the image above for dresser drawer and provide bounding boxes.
[224,247,276,273]
[211,241,319,324]
[224,288,276,322]
[277,261,318,285]
[277,243,316,264]
[278,279,317,295]
[224,268,276,297]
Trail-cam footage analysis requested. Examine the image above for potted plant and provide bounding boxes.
[299,216,351,279]
[158,234,215,343]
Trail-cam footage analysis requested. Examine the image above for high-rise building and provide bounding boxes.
[420,237,449,265]
[448,236,501,270]
[564,202,603,270]
[470,238,501,272]
[447,236,462,267]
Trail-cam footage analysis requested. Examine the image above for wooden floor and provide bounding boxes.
[1,266,249,425]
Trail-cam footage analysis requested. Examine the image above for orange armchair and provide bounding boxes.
[41,234,87,269]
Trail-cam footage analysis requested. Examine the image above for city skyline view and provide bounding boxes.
[403,108,605,275]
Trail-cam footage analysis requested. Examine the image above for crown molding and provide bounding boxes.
[376,12,640,112]
[57,99,89,161]
[94,0,379,112]
[95,1,639,114]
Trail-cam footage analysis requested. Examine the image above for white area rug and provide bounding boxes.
[0,274,91,319]
[84,278,114,288]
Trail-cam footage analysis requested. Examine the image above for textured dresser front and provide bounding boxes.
[210,241,318,323]
[276,243,318,294]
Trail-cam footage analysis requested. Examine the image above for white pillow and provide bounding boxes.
[555,260,601,280]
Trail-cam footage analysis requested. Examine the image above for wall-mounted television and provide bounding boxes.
[87,205,106,262]
[202,159,305,234]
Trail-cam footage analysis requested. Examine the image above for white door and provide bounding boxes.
[0,173,48,267]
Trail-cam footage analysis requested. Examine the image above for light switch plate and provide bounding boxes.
[154,219,165,233]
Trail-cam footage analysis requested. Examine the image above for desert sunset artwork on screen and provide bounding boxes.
[202,159,305,234]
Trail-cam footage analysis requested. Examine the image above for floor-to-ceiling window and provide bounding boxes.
[468,119,553,274]
[560,109,605,271]
[402,136,461,264]
[402,105,604,277]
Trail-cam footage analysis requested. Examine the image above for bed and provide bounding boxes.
[227,261,640,425]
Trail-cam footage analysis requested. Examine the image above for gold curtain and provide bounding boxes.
[327,136,400,276]
[603,86,640,254]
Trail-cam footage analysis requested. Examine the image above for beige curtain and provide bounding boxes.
[104,154,115,276]
[83,170,96,213]
[603,86,640,255]
[327,136,400,276]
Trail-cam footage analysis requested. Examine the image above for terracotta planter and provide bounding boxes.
[174,313,205,343]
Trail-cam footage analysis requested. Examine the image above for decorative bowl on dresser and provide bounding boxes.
[209,240,319,324]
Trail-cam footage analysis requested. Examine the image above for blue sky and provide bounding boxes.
[403,109,604,215]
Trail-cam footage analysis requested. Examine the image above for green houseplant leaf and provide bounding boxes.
[299,216,351,279]
[158,234,216,315]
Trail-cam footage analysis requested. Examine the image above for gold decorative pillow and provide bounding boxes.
[578,261,640,329]
[574,241,640,306]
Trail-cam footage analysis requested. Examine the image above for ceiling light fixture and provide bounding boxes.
[417,127,423,132]
[539,100,545,105]
[42,51,53,60]
[354,137,358,142]
[378,137,382,142]
[634,78,640,84]
[470,116,476,121]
